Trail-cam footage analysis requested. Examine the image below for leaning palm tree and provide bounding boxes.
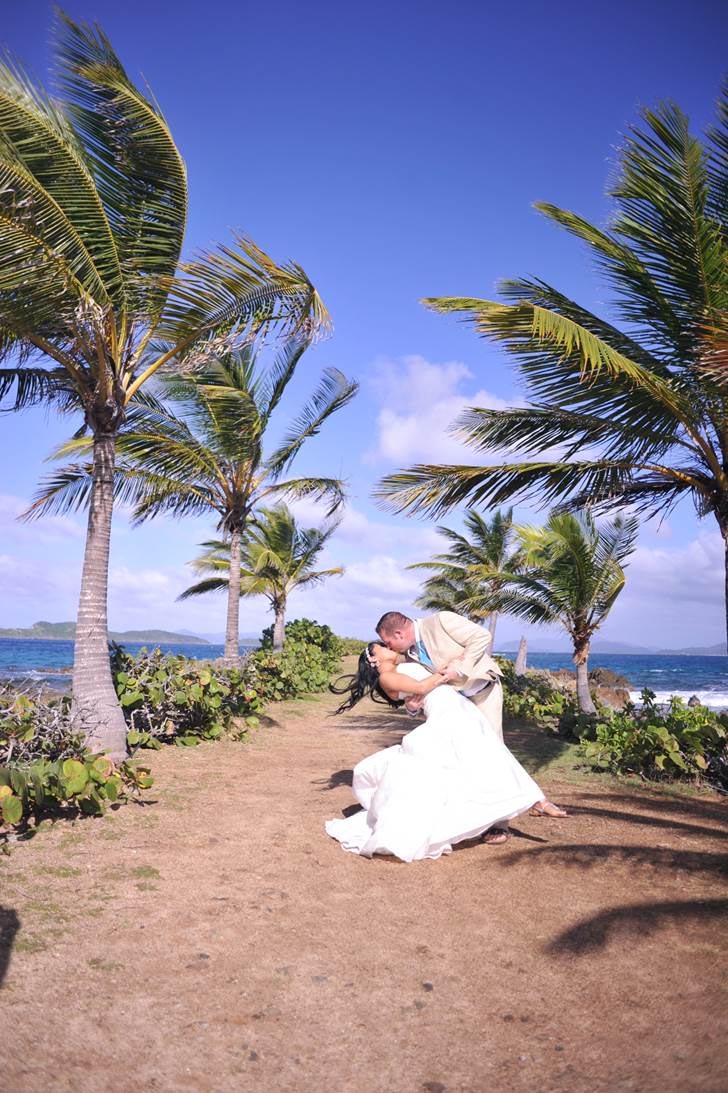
[0,16,328,758]
[181,505,344,651]
[377,88,728,647]
[470,511,639,713]
[409,508,522,649]
[33,340,356,666]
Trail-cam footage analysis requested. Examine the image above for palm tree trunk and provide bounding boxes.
[72,432,128,761]
[223,527,242,666]
[514,636,528,675]
[486,611,498,653]
[573,638,596,715]
[722,520,728,654]
[272,599,286,652]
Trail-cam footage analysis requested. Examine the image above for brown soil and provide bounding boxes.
[1,689,727,1092]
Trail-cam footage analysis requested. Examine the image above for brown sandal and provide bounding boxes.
[529,800,568,817]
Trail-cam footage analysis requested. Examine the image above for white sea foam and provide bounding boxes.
[628,690,728,712]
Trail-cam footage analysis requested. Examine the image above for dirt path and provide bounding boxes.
[1,689,727,1092]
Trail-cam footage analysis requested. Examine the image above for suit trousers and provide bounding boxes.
[469,679,504,743]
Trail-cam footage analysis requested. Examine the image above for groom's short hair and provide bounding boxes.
[376,611,411,635]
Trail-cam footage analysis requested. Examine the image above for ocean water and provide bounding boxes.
[0,638,251,690]
[499,651,728,711]
[1,639,726,710]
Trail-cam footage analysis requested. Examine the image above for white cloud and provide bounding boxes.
[365,355,510,465]
[0,493,84,543]
[626,531,723,607]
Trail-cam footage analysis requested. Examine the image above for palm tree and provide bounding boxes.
[473,511,639,713]
[409,508,522,650]
[0,16,328,758]
[32,340,356,666]
[376,90,728,648]
[181,505,344,651]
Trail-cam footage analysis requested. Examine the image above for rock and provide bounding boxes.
[588,667,632,688]
[687,694,701,708]
[594,685,631,709]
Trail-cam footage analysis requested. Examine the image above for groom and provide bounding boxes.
[375,610,503,741]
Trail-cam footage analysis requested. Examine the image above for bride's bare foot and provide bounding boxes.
[529,799,568,817]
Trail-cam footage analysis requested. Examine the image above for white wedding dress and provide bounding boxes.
[325,663,543,862]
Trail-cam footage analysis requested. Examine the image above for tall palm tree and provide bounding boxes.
[32,340,356,666]
[409,508,522,650]
[376,90,728,648]
[0,16,328,758]
[473,511,639,713]
[181,505,344,651]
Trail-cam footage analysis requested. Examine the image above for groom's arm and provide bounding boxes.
[437,611,493,678]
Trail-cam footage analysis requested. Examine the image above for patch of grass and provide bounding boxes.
[131,865,160,879]
[136,881,158,891]
[33,865,82,878]
[15,936,47,954]
[58,833,83,848]
[88,957,124,971]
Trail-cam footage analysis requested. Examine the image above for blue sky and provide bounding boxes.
[1,0,726,648]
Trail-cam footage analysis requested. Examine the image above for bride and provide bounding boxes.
[325,642,567,862]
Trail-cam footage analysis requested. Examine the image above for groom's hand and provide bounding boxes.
[437,663,461,681]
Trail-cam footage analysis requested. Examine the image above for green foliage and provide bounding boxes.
[246,638,341,702]
[0,684,152,829]
[580,690,728,790]
[110,644,262,747]
[337,636,369,656]
[260,618,343,658]
[496,659,573,730]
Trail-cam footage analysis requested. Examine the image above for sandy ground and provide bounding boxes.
[1,687,727,1093]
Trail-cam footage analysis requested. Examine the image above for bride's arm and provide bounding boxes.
[377,668,448,701]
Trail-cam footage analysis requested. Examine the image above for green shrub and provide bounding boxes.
[246,639,337,702]
[260,618,343,661]
[110,644,262,748]
[0,684,152,829]
[496,658,572,731]
[337,636,368,656]
[580,689,728,789]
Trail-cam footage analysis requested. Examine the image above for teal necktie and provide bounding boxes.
[415,639,434,668]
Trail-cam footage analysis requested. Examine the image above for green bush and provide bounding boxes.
[496,658,572,730]
[246,638,338,702]
[0,684,152,829]
[110,644,262,748]
[260,618,343,660]
[337,636,368,656]
[580,689,728,790]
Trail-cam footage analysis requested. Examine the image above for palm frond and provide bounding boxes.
[55,12,187,316]
[0,52,122,301]
[177,577,229,600]
[265,367,358,478]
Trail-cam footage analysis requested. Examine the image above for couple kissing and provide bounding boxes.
[326,609,567,862]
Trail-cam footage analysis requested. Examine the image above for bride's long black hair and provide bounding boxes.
[330,642,403,715]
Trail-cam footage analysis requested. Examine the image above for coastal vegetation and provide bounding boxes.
[181,505,344,651]
[0,14,328,759]
[0,617,347,831]
[377,88,728,648]
[35,342,356,665]
[412,508,638,713]
[0,683,152,829]
[409,508,523,649]
[498,659,728,792]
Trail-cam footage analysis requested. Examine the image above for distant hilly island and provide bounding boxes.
[0,621,210,644]
[0,622,724,655]
[498,638,727,656]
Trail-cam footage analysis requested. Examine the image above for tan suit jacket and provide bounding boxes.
[410,611,503,741]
